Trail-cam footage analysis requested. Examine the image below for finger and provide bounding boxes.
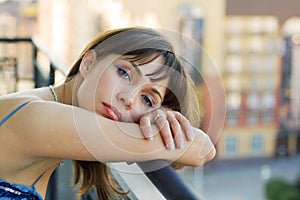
[153,112,166,124]
[174,111,194,141]
[139,115,153,140]
[166,111,185,149]
[155,116,175,150]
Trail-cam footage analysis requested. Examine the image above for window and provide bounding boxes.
[227,76,242,91]
[251,135,264,155]
[264,55,278,71]
[249,76,260,89]
[262,92,275,108]
[247,92,260,109]
[248,36,263,53]
[226,17,243,34]
[225,136,237,156]
[226,55,242,73]
[264,76,275,89]
[262,111,273,123]
[227,92,241,110]
[248,17,263,34]
[249,56,261,71]
[227,112,238,126]
[247,112,258,125]
[264,17,279,33]
[228,37,242,53]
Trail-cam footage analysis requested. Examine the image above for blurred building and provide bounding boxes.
[36,0,225,83]
[217,16,281,159]
[1,0,300,199]
[212,0,300,159]
[37,0,100,67]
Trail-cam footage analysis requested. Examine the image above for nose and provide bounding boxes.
[117,92,134,110]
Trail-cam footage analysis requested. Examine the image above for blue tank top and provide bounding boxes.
[0,101,44,199]
[0,178,44,200]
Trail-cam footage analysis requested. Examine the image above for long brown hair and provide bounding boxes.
[66,27,200,199]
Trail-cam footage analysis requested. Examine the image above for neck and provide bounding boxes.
[55,78,76,105]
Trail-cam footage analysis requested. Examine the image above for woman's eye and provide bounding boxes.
[116,66,130,80]
[141,94,154,108]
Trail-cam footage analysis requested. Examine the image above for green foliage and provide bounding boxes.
[279,188,300,200]
[294,173,300,191]
[265,178,291,200]
[265,178,300,200]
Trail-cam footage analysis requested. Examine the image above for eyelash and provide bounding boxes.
[141,94,154,108]
[116,66,130,81]
[116,65,155,108]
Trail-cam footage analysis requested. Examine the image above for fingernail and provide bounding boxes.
[145,130,153,140]
[188,131,195,141]
[167,142,175,150]
[179,141,185,149]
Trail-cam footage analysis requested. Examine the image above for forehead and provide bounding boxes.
[122,54,170,86]
[97,53,170,84]
[131,55,164,75]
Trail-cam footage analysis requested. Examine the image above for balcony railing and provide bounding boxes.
[0,36,201,200]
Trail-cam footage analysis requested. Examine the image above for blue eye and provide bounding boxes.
[116,66,130,80]
[141,94,154,108]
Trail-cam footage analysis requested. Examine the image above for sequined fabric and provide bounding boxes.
[0,179,43,200]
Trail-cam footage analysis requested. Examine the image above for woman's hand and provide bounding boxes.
[139,108,194,150]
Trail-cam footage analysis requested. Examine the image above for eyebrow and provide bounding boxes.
[151,88,163,102]
[129,61,142,75]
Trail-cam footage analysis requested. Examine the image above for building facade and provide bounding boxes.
[216,16,282,158]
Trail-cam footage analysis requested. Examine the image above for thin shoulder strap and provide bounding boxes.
[31,172,46,187]
[0,101,30,126]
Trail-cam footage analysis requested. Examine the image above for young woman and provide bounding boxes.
[0,27,215,199]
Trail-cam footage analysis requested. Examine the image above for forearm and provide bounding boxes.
[94,117,215,166]
[12,100,215,166]
[9,100,167,162]
[48,102,215,166]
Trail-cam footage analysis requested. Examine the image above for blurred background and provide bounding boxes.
[0,0,300,199]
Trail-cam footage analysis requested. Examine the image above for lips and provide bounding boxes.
[102,103,121,121]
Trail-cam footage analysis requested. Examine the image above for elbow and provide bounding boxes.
[173,131,217,167]
[204,144,216,163]
[194,134,216,167]
[193,146,216,167]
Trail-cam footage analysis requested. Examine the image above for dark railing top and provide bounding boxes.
[0,37,32,42]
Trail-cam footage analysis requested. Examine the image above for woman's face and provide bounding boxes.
[77,53,169,123]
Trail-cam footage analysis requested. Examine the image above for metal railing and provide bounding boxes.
[0,36,69,87]
[0,36,74,199]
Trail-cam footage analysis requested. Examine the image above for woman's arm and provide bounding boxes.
[6,100,215,166]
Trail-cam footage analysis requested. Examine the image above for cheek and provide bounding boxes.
[77,74,101,111]
[130,103,151,122]
[99,68,123,91]
[77,83,95,111]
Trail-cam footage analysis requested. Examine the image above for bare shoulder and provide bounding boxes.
[0,89,47,146]
[0,88,44,102]
[0,91,62,182]
[0,91,41,116]
[0,92,95,161]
